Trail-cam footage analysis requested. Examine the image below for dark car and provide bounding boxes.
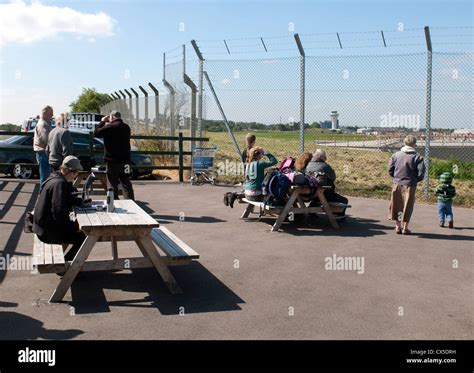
[0,130,153,179]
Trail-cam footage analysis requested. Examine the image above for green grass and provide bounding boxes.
[224,130,376,142]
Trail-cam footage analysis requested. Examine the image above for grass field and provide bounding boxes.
[203,130,474,208]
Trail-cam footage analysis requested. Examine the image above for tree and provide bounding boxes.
[70,88,110,113]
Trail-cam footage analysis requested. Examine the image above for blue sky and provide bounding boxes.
[0,0,472,125]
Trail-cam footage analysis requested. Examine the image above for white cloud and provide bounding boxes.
[0,0,117,46]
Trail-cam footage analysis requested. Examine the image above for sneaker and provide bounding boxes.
[402,228,411,235]
[439,222,445,228]
[448,221,454,229]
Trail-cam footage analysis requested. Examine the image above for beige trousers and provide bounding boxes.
[388,184,416,223]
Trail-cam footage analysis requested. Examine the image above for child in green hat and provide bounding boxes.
[435,172,456,228]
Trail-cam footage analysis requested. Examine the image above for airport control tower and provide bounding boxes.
[330,111,339,130]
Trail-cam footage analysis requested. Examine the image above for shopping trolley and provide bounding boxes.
[190,145,217,185]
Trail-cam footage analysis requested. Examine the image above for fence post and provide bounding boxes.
[178,132,184,182]
[183,44,198,151]
[124,89,133,125]
[139,86,149,129]
[423,26,433,198]
[130,88,140,130]
[203,71,242,159]
[88,130,94,167]
[118,91,127,121]
[294,34,305,153]
[148,82,160,131]
[191,40,204,145]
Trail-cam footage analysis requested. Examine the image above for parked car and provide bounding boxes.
[0,129,153,179]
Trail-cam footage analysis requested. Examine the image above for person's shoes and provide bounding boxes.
[395,226,402,234]
[402,228,411,235]
[448,221,454,229]
[439,222,445,227]
[229,193,238,208]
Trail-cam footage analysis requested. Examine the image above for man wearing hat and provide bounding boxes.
[33,156,87,261]
[94,110,135,200]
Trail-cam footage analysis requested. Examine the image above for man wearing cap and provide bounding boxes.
[94,110,135,200]
[33,156,87,261]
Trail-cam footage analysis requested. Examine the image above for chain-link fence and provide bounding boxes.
[101,27,473,206]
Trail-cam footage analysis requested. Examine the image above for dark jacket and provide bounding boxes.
[388,147,425,186]
[33,171,82,243]
[94,118,131,163]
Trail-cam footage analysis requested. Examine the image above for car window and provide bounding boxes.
[22,136,33,146]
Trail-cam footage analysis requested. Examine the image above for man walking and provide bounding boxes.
[94,110,135,200]
[33,106,53,190]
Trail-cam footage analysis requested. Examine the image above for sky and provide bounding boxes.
[0,0,472,127]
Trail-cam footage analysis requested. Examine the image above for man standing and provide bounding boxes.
[33,106,53,190]
[94,110,135,200]
[47,112,73,171]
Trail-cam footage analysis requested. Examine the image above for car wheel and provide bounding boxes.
[12,162,33,179]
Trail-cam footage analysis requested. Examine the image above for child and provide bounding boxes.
[435,172,456,228]
[243,147,278,201]
[241,133,256,163]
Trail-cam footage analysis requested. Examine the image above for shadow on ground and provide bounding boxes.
[0,311,83,340]
[69,262,244,315]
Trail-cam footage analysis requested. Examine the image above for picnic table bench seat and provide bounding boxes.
[150,226,200,264]
[32,235,67,274]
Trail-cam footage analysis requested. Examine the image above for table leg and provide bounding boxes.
[271,192,298,232]
[111,236,118,259]
[136,237,182,294]
[49,235,98,303]
[240,204,254,219]
[316,188,339,229]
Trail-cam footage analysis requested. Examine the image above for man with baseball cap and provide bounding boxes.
[94,110,135,200]
[33,156,87,261]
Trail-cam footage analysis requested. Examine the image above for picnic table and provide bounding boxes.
[35,199,199,303]
[240,185,351,232]
[73,170,108,194]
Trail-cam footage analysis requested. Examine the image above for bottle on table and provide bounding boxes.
[106,188,114,212]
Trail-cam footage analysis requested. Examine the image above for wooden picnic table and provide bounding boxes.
[73,170,108,194]
[240,185,350,232]
[48,199,184,302]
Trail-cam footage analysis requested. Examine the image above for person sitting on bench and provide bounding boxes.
[223,147,278,207]
[306,149,348,216]
[33,156,87,261]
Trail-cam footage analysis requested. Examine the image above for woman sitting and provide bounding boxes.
[244,147,278,201]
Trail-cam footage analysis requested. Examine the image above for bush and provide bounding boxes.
[430,158,473,181]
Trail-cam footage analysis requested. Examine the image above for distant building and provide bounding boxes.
[330,111,339,130]
[453,128,473,135]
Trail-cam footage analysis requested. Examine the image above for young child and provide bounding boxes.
[241,133,256,163]
[244,147,278,201]
[435,172,456,228]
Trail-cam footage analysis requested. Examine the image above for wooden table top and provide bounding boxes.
[74,199,159,231]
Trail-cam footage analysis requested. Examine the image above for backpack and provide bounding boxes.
[279,157,295,172]
[262,170,290,207]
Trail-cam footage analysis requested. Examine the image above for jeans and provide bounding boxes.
[36,151,51,191]
[438,201,453,224]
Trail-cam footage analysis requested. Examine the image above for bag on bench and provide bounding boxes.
[262,170,290,207]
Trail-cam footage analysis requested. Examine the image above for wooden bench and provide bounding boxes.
[32,235,67,274]
[150,226,200,265]
[240,186,351,231]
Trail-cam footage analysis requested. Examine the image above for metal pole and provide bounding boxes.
[148,83,160,130]
[184,71,197,150]
[139,86,149,129]
[191,40,204,144]
[423,26,433,198]
[130,88,140,129]
[203,71,241,159]
[124,89,133,125]
[118,90,127,123]
[295,33,305,152]
[162,52,176,139]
